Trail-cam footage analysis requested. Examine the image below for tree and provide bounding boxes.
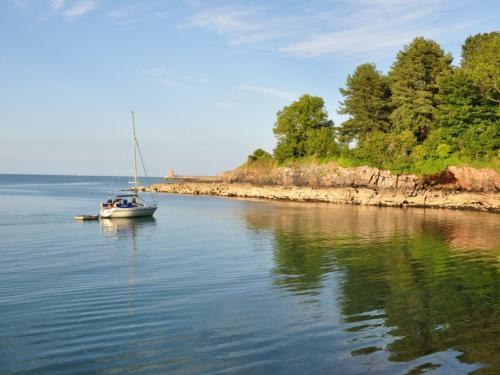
[461,31,500,104]
[247,148,273,164]
[273,94,335,162]
[354,130,416,171]
[338,63,392,142]
[304,127,339,158]
[436,69,499,159]
[388,37,452,142]
[250,32,500,174]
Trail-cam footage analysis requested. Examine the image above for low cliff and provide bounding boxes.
[145,163,499,212]
[148,182,499,212]
[220,163,500,193]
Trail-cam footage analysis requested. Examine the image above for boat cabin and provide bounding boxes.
[103,194,139,208]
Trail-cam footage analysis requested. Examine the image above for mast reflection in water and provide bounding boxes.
[100,218,157,315]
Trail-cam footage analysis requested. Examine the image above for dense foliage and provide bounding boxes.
[273,94,337,163]
[249,33,499,174]
[338,63,392,142]
[461,32,500,104]
[388,37,452,142]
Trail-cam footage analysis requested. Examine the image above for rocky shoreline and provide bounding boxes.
[144,164,500,212]
[144,182,498,213]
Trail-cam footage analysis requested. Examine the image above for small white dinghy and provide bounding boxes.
[74,215,99,221]
[100,111,157,219]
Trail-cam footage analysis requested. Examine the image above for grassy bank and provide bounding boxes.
[241,155,500,177]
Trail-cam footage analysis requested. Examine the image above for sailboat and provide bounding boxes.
[99,111,158,219]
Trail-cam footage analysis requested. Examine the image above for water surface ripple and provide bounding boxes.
[0,175,499,374]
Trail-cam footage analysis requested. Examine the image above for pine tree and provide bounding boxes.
[338,63,392,142]
[388,37,452,142]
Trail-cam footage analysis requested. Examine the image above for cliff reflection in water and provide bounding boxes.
[245,204,500,373]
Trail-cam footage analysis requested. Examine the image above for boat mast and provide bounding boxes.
[131,110,138,191]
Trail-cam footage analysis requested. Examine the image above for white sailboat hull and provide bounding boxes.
[100,205,157,218]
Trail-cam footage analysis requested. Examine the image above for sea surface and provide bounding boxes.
[0,174,499,374]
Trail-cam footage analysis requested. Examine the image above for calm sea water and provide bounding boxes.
[0,174,499,374]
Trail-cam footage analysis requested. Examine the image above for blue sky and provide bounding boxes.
[1,0,498,176]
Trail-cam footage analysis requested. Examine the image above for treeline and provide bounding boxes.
[248,32,499,174]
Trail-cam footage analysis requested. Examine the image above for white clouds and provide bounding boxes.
[25,0,175,25]
[191,8,258,33]
[64,1,98,20]
[186,6,281,46]
[106,5,171,26]
[278,26,415,58]
[50,0,66,11]
[14,0,98,20]
[278,1,442,58]
[185,0,477,58]
[238,85,296,100]
[46,0,100,19]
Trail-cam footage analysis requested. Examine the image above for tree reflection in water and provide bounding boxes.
[245,203,500,373]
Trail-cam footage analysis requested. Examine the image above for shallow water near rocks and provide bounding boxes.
[1,174,499,374]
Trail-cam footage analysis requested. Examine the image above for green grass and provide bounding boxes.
[334,156,367,168]
[411,155,500,175]
[236,154,499,177]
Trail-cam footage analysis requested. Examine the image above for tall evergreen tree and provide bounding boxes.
[388,37,452,142]
[338,63,392,142]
